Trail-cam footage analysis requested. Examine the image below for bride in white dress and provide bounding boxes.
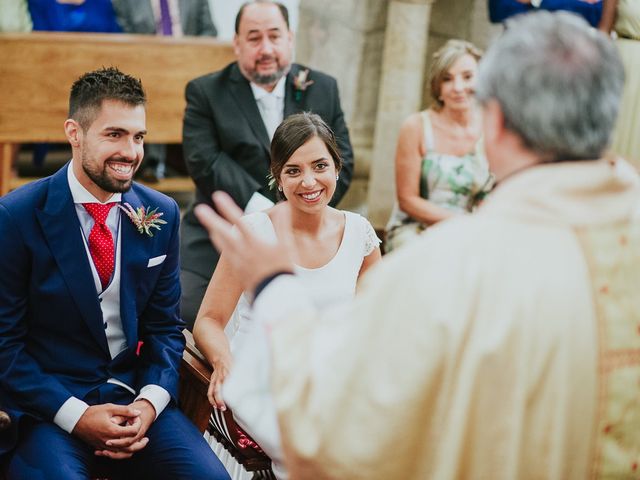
[193,112,381,479]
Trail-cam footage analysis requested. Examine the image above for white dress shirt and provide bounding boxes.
[251,75,286,141]
[53,161,170,434]
[244,76,287,214]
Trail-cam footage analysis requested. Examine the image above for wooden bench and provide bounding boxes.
[179,330,213,433]
[180,331,276,477]
[0,32,236,196]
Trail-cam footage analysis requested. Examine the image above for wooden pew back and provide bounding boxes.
[0,32,236,195]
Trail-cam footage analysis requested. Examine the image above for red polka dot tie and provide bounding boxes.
[83,203,116,290]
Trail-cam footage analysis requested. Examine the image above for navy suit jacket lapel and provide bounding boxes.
[35,164,110,356]
[119,189,149,351]
[229,63,271,155]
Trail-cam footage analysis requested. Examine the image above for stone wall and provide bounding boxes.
[366,0,435,226]
[296,0,389,213]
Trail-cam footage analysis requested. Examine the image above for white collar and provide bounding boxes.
[250,74,287,102]
[67,160,122,204]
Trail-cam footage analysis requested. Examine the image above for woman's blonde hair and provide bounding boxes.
[429,39,483,110]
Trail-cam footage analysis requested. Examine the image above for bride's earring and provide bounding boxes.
[336,174,340,181]
[278,184,283,192]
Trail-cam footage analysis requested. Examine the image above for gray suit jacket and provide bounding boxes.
[112,0,217,36]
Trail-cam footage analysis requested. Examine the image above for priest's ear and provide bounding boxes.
[64,118,82,148]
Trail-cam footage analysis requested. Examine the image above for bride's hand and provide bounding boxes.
[208,361,231,410]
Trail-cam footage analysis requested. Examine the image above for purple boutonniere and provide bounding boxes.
[293,69,314,102]
[118,203,167,237]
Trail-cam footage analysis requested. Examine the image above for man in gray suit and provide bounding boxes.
[113,0,217,37]
[112,0,217,181]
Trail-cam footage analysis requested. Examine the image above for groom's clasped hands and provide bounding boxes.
[72,399,156,459]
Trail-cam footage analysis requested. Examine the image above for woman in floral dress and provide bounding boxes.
[385,39,493,252]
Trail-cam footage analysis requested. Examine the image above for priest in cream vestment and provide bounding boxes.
[195,12,640,480]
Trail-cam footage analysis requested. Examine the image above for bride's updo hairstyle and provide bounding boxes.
[270,112,342,197]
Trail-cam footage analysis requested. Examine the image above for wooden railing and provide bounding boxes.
[179,330,213,433]
[0,32,236,196]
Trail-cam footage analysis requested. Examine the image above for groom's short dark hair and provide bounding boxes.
[69,67,146,131]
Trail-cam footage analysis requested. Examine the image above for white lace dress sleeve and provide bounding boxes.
[362,216,381,256]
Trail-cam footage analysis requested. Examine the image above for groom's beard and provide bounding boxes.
[82,150,139,193]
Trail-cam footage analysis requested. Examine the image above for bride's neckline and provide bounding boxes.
[258,211,349,271]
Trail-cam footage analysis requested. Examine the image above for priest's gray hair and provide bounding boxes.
[475,11,624,161]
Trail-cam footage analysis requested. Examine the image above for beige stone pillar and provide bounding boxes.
[367,0,435,229]
[296,0,388,213]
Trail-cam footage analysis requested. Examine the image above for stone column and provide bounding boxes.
[296,0,388,213]
[366,0,435,228]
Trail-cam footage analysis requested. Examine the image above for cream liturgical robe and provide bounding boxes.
[224,159,640,479]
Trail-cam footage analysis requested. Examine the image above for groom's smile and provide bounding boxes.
[106,159,136,181]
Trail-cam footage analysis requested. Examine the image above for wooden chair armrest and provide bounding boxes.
[179,329,213,433]
[179,331,276,476]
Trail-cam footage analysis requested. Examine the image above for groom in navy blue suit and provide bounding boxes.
[0,68,228,479]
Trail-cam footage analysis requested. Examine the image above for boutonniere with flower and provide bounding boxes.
[293,69,314,102]
[118,203,167,237]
